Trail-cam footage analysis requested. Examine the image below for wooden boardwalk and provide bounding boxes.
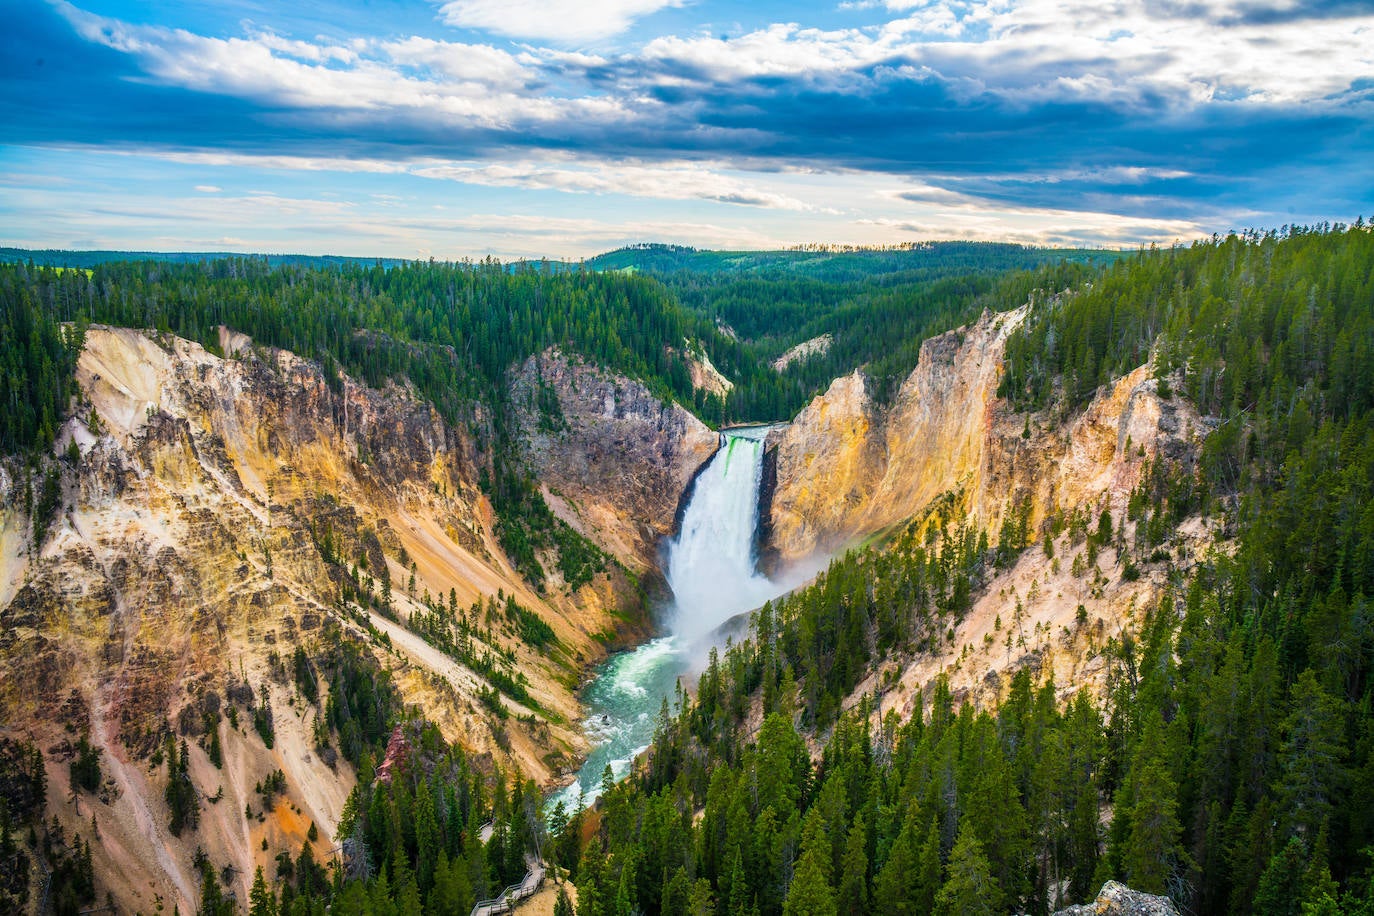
[469,858,546,916]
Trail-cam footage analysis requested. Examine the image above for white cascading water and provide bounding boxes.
[666,426,779,644]
[547,426,792,815]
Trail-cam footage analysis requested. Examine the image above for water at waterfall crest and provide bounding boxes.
[549,426,795,814]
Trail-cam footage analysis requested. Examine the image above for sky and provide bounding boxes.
[1,0,1371,259]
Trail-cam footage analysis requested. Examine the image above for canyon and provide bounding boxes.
[1,303,1207,912]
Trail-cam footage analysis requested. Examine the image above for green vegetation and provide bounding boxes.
[165,735,199,837]
[7,229,1372,913]
[0,244,1099,584]
[556,224,1374,916]
[0,276,82,453]
[0,256,716,585]
[505,594,558,648]
[669,260,1100,419]
[586,241,1118,284]
[408,593,542,710]
[0,737,48,914]
[316,622,405,770]
[68,736,101,793]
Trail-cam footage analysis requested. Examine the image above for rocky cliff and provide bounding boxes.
[766,305,1210,709]
[509,348,719,573]
[0,328,656,914]
[767,305,1199,562]
[766,307,1029,559]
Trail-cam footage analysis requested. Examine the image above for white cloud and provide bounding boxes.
[642,24,887,83]
[29,0,1371,256]
[435,0,686,43]
[53,1,628,129]
[855,207,1206,248]
[633,0,1374,108]
[135,148,824,211]
[379,36,531,86]
[411,159,822,210]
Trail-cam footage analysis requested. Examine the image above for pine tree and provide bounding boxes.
[1277,671,1347,841]
[1253,837,1308,916]
[915,815,943,915]
[785,813,836,916]
[873,819,918,915]
[429,851,474,915]
[249,865,278,916]
[934,824,997,916]
[838,816,870,916]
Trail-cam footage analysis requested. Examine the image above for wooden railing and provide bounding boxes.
[469,859,546,916]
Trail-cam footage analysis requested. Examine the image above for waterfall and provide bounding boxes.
[665,426,778,643]
[548,426,791,814]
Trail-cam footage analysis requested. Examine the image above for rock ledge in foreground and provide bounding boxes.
[1052,881,1180,916]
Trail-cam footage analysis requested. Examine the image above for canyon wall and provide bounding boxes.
[509,348,719,573]
[767,305,1199,561]
[0,328,708,914]
[765,305,1210,711]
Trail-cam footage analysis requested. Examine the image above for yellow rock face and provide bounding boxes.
[767,307,1031,559]
[0,327,661,914]
[766,370,883,560]
[767,305,1199,564]
[765,304,1209,715]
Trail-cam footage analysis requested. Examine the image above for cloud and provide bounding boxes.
[411,159,823,210]
[3,0,1371,251]
[435,0,685,42]
[194,185,221,193]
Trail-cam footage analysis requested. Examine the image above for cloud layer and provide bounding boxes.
[1,0,1370,256]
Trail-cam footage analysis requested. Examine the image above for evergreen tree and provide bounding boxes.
[250,865,278,916]
[837,816,869,916]
[934,824,997,916]
[784,813,835,916]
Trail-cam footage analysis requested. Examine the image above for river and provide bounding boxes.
[547,426,795,815]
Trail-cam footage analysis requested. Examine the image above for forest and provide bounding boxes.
[0,245,1095,583]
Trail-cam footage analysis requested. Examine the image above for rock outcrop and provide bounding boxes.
[684,344,734,397]
[772,333,833,372]
[764,370,884,564]
[766,305,1200,562]
[766,305,1210,711]
[509,348,719,571]
[1053,881,1181,916]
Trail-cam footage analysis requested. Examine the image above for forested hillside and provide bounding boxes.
[586,241,1118,284]
[6,229,1372,914]
[0,243,1112,439]
[0,247,410,270]
[677,262,1095,415]
[0,259,724,586]
[558,224,1374,916]
[593,242,1116,417]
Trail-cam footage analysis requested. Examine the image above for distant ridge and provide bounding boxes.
[0,247,412,270]
[583,240,1122,283]
[1,241,1123,279]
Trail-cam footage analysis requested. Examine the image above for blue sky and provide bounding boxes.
[1,0,1371,259]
